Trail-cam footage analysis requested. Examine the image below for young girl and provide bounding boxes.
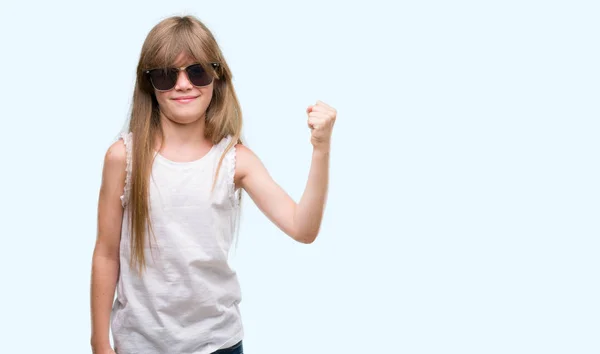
[90,15,336,354]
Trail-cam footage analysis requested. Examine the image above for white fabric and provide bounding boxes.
[110,132,243,354]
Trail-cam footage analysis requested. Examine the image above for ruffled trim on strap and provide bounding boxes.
[119,132,133,207]
[221,135,240,208]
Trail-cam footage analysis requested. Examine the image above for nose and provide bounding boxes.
[174,69,193,91]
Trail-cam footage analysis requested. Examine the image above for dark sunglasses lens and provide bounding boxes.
[149,69,177,91]
[186,64,213,86]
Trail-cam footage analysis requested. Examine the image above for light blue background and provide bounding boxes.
[0,1,598,353]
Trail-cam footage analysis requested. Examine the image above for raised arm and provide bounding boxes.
[235,101,336,244]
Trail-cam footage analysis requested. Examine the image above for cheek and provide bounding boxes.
[155,92,169,107]
[201,86,214,101]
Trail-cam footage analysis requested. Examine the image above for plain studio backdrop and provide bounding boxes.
[0,1,598,353]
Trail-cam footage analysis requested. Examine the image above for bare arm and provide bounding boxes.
[90,140,127,353]
[235,101,336,244]
[294,149,330,241]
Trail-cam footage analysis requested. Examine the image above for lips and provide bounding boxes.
[172,96,198,103]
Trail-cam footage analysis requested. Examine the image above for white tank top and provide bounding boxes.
[110,132,243,354]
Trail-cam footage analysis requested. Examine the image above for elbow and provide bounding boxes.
[294,230,320,244]
[297,236,317,244]
[290,212,322,244]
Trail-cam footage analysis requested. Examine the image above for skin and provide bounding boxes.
[90,52,336,353]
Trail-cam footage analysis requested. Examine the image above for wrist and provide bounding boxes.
[312,145,331,156]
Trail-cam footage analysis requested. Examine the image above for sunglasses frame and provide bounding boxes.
[145,62,220,92]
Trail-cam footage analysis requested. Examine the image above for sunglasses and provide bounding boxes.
[145,63,220,91]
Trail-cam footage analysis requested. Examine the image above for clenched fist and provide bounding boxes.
[306,100,337,153]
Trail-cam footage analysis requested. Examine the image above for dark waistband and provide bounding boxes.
[212,341,243,354]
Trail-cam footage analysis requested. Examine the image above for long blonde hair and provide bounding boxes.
[126,15,243,275]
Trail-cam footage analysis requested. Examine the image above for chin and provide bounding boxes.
[166,106,207,123]
[169,114,204,125]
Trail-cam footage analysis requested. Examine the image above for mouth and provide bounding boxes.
[172,96,199,104]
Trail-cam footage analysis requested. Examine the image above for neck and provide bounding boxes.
[157,113,211,149]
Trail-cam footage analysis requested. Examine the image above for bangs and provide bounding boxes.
[141,19,220,75]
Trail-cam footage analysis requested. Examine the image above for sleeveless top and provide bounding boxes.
[110,132,243,354]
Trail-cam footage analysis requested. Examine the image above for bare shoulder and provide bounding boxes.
[234,143,255,160]
[104,139,127,168]
[234,143,267,188]
[101,139,127,189]
[234,143,254,184]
